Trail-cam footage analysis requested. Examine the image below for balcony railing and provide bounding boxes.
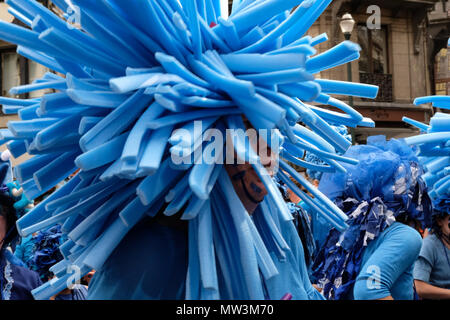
[359,72,393,102]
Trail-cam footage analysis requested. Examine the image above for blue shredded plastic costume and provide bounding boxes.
[0,0,380,299]
[312,136,432,300]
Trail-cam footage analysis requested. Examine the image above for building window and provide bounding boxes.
[1,50,20,98]
[357,24,393,102]
[357,24,389,74]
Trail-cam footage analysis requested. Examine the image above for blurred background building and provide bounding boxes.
[308,0,450,143]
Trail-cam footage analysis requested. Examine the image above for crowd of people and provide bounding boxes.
[0,131,448,301]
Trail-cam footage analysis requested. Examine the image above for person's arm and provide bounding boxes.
[353,225,422,300]
[414,280,450,300]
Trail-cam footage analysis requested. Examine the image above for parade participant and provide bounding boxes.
[312,136,432,300]
[0,192,42,300]
[413,198,450,299]
[88,125,324,300]
[0,0,379,300]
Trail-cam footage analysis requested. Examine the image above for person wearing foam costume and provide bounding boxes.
[0,0,381,300]
[0,154,42,300]
[312,136,432,300]
[404,70,450,299]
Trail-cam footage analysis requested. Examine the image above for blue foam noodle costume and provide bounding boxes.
[403,38,450,215]
[0,0,378,299]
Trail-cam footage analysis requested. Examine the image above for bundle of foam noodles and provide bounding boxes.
[403,37,450,209]
[0,0,378,300]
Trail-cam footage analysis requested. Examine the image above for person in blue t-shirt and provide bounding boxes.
[413,198,450,300]
[0,193,42,300]
[312,137,432,300]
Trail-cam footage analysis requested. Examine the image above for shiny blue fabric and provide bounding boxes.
[312,137,432,300]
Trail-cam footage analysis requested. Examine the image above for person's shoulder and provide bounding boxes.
[420,233,441,255]
[382,222,422,249]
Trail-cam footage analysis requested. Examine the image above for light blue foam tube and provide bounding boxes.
[22,182,123,236]
[79,90,152,151]
[425,157,450,174]
[217,17,241,51]
[429,117,450,132]
[15,153,55,183]
[170,116,218,147]
[69,182,138,245]
[16,174,81,236]
[414,95,450,106]
[33,151,78,192]
[279,159,349,223]
[181,195,207,220]
[155,52,211,89]
[83,210,144,271]
[45,178,118,211]
[8,119,58,139]
[165,188,192,216]
[306,41,360,74]
[147,108,241,130]
[281,150,335,173]
[120,103,165,173]
[258,199,290,251]
[196,200,219,296]
[219,0,302,36]
[17,45,65,74]
[79,117,102,136]
[119,196,151,227]
[186,213,201,299]
[221,53,305,73]
[405,132,450,146]
[18,104,40,121]
[66,89,128,108]
[315,79,379,99]
[7,140,27,158]
[217,171,265,299]
[76,132,129,171]
[0,96,39,106]
[402,116,430,132]
[198,16,232,53]
[304,109,352,153]
[277,169,348,232]
[34,115,81,150]
[136,158,185,206]
[10,80,67,95]
[110,73,166,93]
[188,56,255,98]
[138,125,173,174]
[189,149,224,200]
[237,68,313,85]
[308,104,375,128]
[38,28,124,76]
[282,0,332,46]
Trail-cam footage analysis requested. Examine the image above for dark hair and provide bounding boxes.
[0,192,18,247]
[431,211,449,239]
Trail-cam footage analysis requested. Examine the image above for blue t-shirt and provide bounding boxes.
[55,284,88,300]
[352,222,423,300]
[88,214,324,300]
[88,219,188,300]
[413,233,450,290]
